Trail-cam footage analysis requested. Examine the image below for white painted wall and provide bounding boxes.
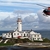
[13,31,21,38]
[5,33,12,38]
[2,33,12,38]
[17,22,22,31]
[21,32,28,37]
[2,33,6,38]
[29,31,43,41]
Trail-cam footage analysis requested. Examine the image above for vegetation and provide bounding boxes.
[33,40,43,42]
[7,38,50,43]
[0,36,2,39]
[7,38,16,44]
[0,38,50,46]
[0,43,14,46]
[15,38,32,43]
[7,38,32,43]
[43,38,50,43]
[0,38,32,46]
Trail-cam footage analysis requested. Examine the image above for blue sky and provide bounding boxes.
[0,0,50,30]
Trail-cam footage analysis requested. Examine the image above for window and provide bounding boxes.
[8,35,10,37]
[24,34,26,37]
[37,38,40,40]
[34,35,36,37]
[33,38,36,40]
[33,38,34,40]
[6,33,7,35]
[27,34,28,36]
[37,35,39,37]
[14,33,16,35]
[17,33,19,35]
[9,33,11,35]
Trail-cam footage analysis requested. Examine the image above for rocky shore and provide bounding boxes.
[0,43,50,50]
[14,43,50,48]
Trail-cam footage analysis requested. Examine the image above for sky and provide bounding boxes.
[0,0,50,30]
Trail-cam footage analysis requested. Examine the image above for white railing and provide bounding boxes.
[0,39,3,43]
[20,37,28,39]
[4,39,9,44]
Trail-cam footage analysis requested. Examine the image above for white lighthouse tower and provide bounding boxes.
[17,17,22,31]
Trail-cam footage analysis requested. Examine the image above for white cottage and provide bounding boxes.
[13,30,21,39]
[2,17,43,41]
[28,31,43,41]
[2,33,12,38]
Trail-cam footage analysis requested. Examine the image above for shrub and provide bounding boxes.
[43,38,50,42]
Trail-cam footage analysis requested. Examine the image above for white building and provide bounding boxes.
[17,17,22,31]
[28,31,43,41]
[2,33,12,38]
[2,17,43,41]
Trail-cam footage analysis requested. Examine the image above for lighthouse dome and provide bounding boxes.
[17,18,22,22]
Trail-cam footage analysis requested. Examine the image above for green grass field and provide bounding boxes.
[0,43,14,46]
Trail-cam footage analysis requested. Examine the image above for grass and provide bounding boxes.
[0,38,32,46]
[0,38,50,46]
[0,43,14,46]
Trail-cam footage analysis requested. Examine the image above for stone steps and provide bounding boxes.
[4,39,9,44]
[0,39,3,43]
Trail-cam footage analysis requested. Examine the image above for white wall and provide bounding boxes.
[2,33,6,38]
[17,22,22,31]
[2,33,12,38]
[21,32,28,37]
[28,31,43,41]
[5,33,12,38]
[13,31,21,38]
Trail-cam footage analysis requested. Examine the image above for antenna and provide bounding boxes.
[36,4,47,7]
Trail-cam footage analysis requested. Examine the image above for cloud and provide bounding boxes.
[13,10,33,14]
[37,10,50,23]
[0,0,50,4]
[37,9,50,30]
[22,13,39,30]
[0,16,17,30]
[0,0,50,7]
[0,10,34,20]
[0,0,50,30]
[0,10,39,30]
[13,10,35,19]
[0,12,12,20]
[0,10,50,30]
[23,14,38,23]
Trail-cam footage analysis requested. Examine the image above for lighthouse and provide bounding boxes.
[17,17,22,31]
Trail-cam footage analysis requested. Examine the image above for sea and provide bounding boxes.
[0,30,50,39]
[34,30,50,39]
[0,46,50,50]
